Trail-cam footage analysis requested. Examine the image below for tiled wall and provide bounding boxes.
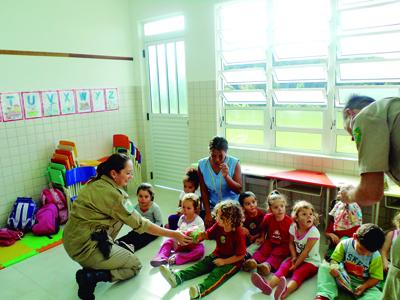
[0,86,140,226]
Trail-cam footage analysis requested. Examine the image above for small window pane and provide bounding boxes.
[223,69,266,84]
[223,91,266,104]
[339,32,400,57]
[226,128,264,145]
[176,41,187,114]
[336,111,344,129]
[336,87,399,106]
[222,48,266,65]
[148,45,160,114]
[276,132,321,151]
[340,2,400,31]
[339,61,400,82]
[273,42,328,60]
[144,16,184,36]
[336,135,358,154]
[226,110,264,126]
[276,111,323,129]
[274,65,327,82]
[274,89,327,105]
[221,30,266,51]
[157,44,168,114]
[167,43,178,114]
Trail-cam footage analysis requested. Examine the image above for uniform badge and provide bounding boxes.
[353,127,361,145]
[249,222,256,230]
[122,199,134,214]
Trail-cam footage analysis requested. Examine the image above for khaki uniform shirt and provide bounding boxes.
[352,97,400,185]
[63,175,150,262]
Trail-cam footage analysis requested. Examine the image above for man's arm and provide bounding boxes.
[339,172,384,206]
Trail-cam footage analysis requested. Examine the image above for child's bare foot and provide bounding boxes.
[242,259,257,272]
[257,262,271,276]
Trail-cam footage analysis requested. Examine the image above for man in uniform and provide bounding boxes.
[339,95,400,300]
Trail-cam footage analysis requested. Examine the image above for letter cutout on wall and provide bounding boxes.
[105,88,119,110]
[0,92,23,121]
[59,90,76,115]
[22,91,43,119]
[91,89,106,112]
[42,91,61,117]
[76,89,92,113]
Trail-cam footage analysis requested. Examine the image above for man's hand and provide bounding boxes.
[174,231,192,246]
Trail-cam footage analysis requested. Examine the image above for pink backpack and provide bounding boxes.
[32,203,59,236]
[0,228,23,246]
[41,188,68,224]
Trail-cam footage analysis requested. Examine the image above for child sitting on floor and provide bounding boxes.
[159,200,246,299]
[381,211,400,273]
[243,190,292,276]
[315,223,385,300]
[252,200,321,300]
[150,193,205,266]
[239,191,265,254]
[325,197,362,259]
[116,183,162,251]
[167,168,200,230]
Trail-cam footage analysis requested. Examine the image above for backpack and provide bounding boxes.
[7,197,37,231]
[41,188,68,224]
[32,203,59,236]
[0,228,23,246]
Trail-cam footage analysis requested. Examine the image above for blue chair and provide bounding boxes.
[65,166,96,210]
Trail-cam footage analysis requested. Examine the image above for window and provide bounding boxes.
[216,0,400,156]
[144,16,187,114]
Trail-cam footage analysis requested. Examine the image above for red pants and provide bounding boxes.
[274,258,318,287]
[252,240,290,271]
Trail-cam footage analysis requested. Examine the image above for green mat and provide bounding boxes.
[0,229,63,269]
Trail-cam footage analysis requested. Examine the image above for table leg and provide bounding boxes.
[325,188,331,227]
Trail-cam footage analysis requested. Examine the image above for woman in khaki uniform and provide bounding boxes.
[63,154,191,300]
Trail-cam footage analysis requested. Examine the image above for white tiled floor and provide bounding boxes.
[0,187,320,300]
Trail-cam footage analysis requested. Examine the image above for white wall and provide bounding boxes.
[0,0,140,226]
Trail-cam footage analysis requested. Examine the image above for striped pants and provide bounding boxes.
[175,253,239,298]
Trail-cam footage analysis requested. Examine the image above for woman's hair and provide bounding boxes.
[209,136,228,152]
[181,193,201,212]
[95,153,131,180]
[238,191,256,207]
[213,200,244,229]
[183,168,199,190]
[136,182,155,201]
[344,94,375,111]
[267,190,287,209]
[393,211,400,229]
[291,200,319,226]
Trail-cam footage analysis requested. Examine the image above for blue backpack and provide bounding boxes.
[7,197,37,231]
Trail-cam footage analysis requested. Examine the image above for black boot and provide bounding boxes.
[76,268,112,300]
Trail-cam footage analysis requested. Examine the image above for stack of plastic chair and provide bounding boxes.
[113,134,130,154]
[47,162,66,187]
[64,166,96,211]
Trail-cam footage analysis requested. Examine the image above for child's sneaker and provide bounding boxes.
[257,262,271,276]
[160,265,178,287]
[274,276,287,300]
[150,256,168,267]
[168,254,176,265]
[189,285,200,299]
[251,272,272,295]
[242,258,257,272]
[315,296,329,300]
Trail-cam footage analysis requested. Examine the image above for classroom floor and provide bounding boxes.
[0,187,324,300]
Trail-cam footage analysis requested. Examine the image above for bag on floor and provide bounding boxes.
[41,187,68,224]
[32,203,60,236]
[0,228,23,246]
[7,197,37,231]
